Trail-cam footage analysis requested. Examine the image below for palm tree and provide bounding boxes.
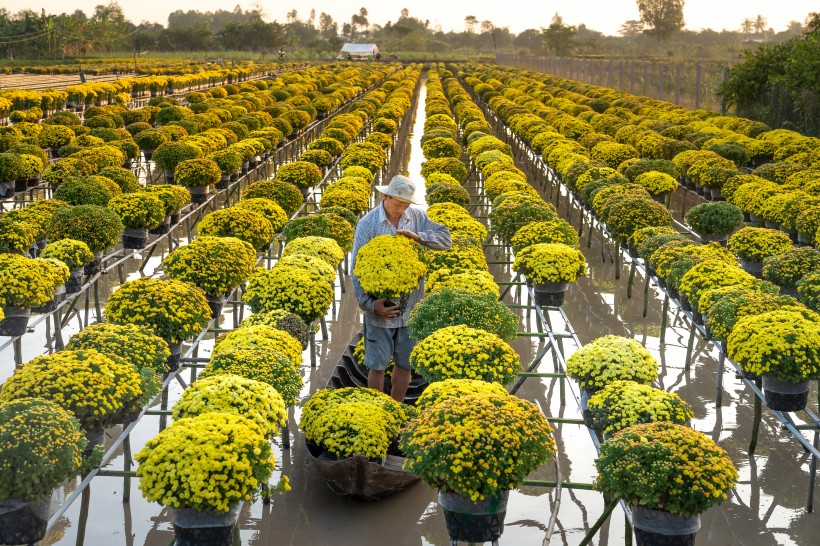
[754,14,768,34]
[741,18,754,37]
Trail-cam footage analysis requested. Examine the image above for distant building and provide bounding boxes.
[338,43,380,60]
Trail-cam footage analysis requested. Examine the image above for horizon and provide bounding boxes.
[0,0,814,37]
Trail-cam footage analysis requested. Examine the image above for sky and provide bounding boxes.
[3,0,815,36]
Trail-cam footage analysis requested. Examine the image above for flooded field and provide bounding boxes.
[2,68,819,546]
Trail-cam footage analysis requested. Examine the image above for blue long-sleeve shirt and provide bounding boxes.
[351,202,452,328]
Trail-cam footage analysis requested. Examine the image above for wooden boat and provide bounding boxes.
[327,332,428,405]
[305,441,419,501]
[306,332,426,501]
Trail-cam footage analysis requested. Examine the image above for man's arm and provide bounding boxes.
[351,218,378,312]
[414,211,452,251]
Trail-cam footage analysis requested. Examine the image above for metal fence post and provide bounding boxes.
[658,63,664,100]
[489,55,729,111]
[608,59,613,88]
[720,66,730,114]
[643,63,649,97]
[675,64,681,105]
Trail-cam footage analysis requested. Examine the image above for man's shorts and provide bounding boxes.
[363,323,415,371]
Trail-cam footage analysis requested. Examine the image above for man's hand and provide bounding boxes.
[374,298,401,319]
[396,229,420,242]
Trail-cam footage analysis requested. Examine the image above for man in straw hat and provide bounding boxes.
[351,175,452,402]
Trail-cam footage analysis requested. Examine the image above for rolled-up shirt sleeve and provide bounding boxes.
[416,212,452,251]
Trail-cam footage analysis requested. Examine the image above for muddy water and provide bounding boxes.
[10,71,820,546]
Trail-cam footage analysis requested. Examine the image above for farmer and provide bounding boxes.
[351,175,452,402]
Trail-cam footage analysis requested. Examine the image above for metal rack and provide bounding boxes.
[19,68,419,545]
[460,71,820,514]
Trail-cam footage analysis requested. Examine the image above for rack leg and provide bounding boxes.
[642,274,650,318]
[54,306,65,351]
[625,514,633,546]
[684,323,697,371]
[310,329,317,368]
[75,484,92,546]
[807,431,818,513]
[282,425,291,449]
[716,352,725,407]
[626,261,636,299]
[578,498,620,546]
[122,435,132,503]
[659,295,670,344]
[749,379,763,454]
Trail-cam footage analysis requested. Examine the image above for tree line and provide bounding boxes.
[0,1,814,62]
[719,14,819,136]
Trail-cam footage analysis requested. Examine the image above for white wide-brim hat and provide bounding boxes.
[375,174,419,204]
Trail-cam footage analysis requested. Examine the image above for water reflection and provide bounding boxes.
[21,78,820,546]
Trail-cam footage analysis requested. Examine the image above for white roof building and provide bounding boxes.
[338,43,380,59]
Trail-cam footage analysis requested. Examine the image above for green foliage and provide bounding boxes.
[174,158,221,187]
[637,0,686,42]
[242,180,303,216]
[152,141,201,171]
[282,213,354,252]
[797,271,820,313]
[48,204,124,253]
[684,202,744,236]
[407,288,518,342]
[719,29,820,136]
[0,398,85,501]
[595,422,737,516]
[99,166,139,193]
[425,182,470,208]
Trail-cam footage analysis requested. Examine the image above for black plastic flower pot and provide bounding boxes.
[122,228,149,250]
[739,259,763,277]
[631,506,700,546]
[634,528,697,546]
[149,216,171,235]
[533,281,569,308]
[172,525,234,546]
[215,175,230,190]
[0,497,50,546]
[0,306,30,337]
[83,429,105,459]
[762,376,810,412]
[166,341,182,371]
[206,293,228,319]
[171,505,240,546]
[439,491,509,544]
[188,186,211,205]
[84,252,103,276]
[65,268,85,293]
[580,388,595,429]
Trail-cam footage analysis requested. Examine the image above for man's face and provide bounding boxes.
[383,195,411,218]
